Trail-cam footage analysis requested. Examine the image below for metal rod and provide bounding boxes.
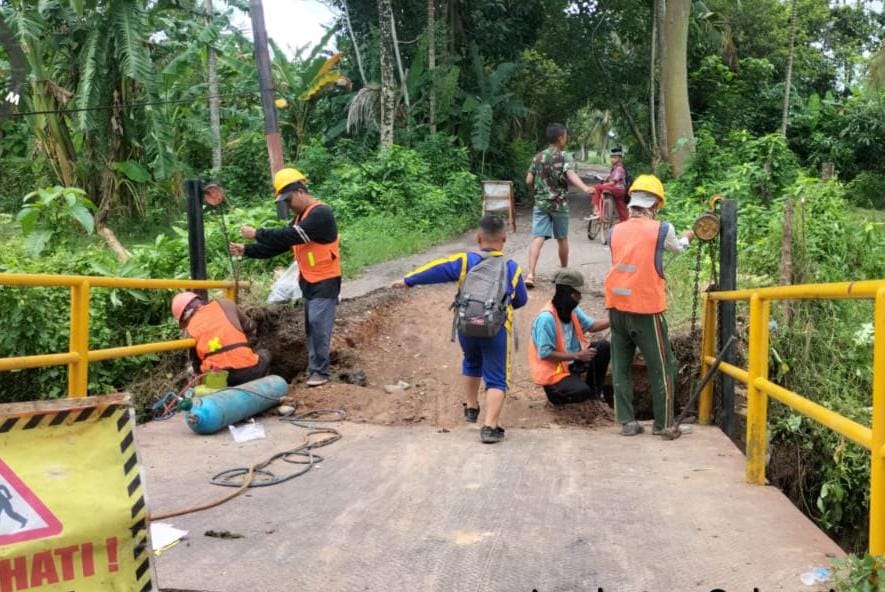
[675,335,736,429]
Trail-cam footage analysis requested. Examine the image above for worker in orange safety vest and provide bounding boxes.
[603,174,695,437]
[228,167,341,387]
[528,268,611,406]
[171,292,271,386]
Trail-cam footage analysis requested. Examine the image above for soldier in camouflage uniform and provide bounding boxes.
[524,123,593,288]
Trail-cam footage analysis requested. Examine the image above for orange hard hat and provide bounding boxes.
[171,291,200,322]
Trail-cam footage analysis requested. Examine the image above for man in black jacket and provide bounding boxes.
[229,168,341,387]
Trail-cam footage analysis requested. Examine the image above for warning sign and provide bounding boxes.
[0,459,62,545]
[0,394,154,591]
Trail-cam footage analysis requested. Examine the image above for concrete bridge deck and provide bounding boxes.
[139,419,842,592]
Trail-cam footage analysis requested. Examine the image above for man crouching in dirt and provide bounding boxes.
[528,269,611,406]
[229,168,341,388]
[392,215,528,444]
[171,291,272,386]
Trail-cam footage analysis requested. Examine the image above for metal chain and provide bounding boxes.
[685,242,705,408]
[216,201,241,304]
[689,240,703,342]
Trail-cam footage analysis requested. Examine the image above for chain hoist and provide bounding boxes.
[203,183,242,303]
[686,195,724,400]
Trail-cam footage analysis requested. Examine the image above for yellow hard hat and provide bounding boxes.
[627,174,666,209]
[273,167,307,198]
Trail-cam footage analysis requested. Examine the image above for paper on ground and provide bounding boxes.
[151,522,188,554]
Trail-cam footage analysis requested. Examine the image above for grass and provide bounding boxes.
[339,214,468,278]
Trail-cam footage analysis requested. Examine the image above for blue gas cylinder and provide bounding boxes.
[183,375,289,435]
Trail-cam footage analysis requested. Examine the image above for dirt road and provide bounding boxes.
[273,174,626,431]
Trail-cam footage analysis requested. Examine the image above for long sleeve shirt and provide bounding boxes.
[403,250,528,332]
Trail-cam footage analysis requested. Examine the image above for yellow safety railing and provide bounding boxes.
[0,273,248,398]
[698,279,885,554]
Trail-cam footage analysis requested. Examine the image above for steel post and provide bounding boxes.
[68,281,90,397]
[745,295,770,485]
[870,288,885,554]
[185,179,208,300]
[718,199,737,436]
[698,294,717,425]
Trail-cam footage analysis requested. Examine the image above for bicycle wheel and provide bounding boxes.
[600,193,615,245]
[587,214,600,240]
[604,194,620,244]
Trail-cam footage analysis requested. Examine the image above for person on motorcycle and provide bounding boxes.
[591,147,628,223]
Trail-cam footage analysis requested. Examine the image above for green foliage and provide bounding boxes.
[16,187,97,257]
[298,136,480,235]
[847,172,885,210]
[831,554,885,592]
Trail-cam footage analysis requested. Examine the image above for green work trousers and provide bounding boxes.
[610,309,676,431]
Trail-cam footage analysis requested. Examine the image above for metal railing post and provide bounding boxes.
[68,280,90,397]
[745,294,771,485]
[699,294,716,425]
[870,288,885,554]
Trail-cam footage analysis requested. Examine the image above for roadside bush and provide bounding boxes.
[846,171,885,210]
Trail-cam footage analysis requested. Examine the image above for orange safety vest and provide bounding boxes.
[528,303,589,386]
[187,301,259,372]
[604,217,668,314]
[291,201,341,284]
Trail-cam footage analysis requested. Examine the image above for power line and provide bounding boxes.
[4,91,261,118]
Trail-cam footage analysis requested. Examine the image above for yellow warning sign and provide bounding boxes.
[0,394,154,591]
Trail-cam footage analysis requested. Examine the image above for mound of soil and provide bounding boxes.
[248,284,625,430]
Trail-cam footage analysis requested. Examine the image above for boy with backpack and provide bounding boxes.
[392,215,528,444]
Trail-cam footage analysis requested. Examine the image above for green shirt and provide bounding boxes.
[528,147,575,213]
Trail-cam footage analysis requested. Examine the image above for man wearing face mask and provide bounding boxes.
[528,268,611,405]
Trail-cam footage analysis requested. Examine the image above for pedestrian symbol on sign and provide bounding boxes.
[0,459,62,545]
[0,484,28,530]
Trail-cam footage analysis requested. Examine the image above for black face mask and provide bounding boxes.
[552,286,579,322]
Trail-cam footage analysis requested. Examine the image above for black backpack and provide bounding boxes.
[451,254,509,339]
[623,166,634,192]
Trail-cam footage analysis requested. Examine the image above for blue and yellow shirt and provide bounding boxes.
[404,249,528,333]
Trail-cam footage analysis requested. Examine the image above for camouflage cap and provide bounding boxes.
[552,268,585,290]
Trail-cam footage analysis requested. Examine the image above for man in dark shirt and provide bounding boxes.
[228,168,341,387]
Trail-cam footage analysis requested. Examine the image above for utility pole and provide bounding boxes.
[249,0,287,217]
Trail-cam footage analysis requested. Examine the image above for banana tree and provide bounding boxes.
[461,44,527,172]
[270,29,351,156]
[1,0,175,239]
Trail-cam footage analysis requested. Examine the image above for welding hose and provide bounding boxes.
[147,410,345,521]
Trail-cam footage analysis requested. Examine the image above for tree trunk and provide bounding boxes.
[97,224,132,262]
[205,0,222,171]
[779,199,794,325]
[619,103,652,158]
[389,6,410,114]
[649,0,659,167]
[661,0,694,176]
[343,0,368,83]
[428,0,437,133]
[780,0,798,137]
[378,0,396,149]
[656,0,669,161]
